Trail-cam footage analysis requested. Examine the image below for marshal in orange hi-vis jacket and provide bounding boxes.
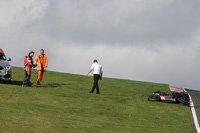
[34,49,48,85]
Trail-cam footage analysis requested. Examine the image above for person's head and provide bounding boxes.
[93,59,98,63]
[40,49,44,55]
[29,51,35,57]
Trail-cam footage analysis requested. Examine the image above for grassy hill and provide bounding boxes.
[0,67,193,133]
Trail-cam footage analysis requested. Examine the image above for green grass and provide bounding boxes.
[0,67,193,133]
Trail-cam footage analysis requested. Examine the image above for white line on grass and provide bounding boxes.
[183,88,200,133]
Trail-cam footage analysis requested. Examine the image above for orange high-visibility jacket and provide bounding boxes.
[34,53,48,71]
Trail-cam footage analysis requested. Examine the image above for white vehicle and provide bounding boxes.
[0,48,12,83]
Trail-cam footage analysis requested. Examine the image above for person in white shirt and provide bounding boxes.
[87,59,103,94]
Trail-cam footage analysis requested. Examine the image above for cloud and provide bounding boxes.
[46,42,200,89]
[1,0,200,89]
[28,0,200,45]
[0,0,48,31]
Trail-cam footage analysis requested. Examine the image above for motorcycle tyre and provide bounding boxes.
[176,94,190,106]
[148,95,160,101]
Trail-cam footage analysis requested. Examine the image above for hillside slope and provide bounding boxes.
[0,67,193,133]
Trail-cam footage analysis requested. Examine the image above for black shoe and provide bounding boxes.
[36,81,40,85]
[89,91,93,93]
[22,81,32,87]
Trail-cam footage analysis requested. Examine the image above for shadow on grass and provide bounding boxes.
[11,80,23,86]
[0,80,23,86]
[35,83,73,88]
[1,80,73,88]
[99,93,126,97]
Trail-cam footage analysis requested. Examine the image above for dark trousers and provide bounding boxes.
[90,74,100,94]
[24,70,31,82]
[23,70,31,86]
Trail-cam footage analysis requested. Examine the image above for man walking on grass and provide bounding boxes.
[34,49,48,85]
[87,59,103,94]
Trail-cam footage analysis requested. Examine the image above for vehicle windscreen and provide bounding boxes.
[0,53,6,60]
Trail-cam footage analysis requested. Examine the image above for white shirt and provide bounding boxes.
[91,63,102,75]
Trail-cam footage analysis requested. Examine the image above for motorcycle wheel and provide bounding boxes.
[148,95,160,101]
[176,94,190,105]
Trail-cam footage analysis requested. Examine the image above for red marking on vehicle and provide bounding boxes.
[8,71,11,75]
[0,59,8,62]
[160,96,165,100]
[0,50,3,53]
[169,85,184,92]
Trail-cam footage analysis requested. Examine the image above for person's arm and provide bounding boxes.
[87,69,93,76]
[100,66,103,80]
[33,56,38,66]
[100,71,103,80]
[45,55,48,68]
[87,64,94,76]
[44,56,48,71]
[28,57,35,69]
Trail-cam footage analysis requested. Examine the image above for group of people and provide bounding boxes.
[23,49,48,87]
[23,49,103,94]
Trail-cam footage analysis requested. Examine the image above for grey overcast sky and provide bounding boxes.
[1,0,200,89]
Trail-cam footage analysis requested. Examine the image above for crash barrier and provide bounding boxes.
[183,88,200,133]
